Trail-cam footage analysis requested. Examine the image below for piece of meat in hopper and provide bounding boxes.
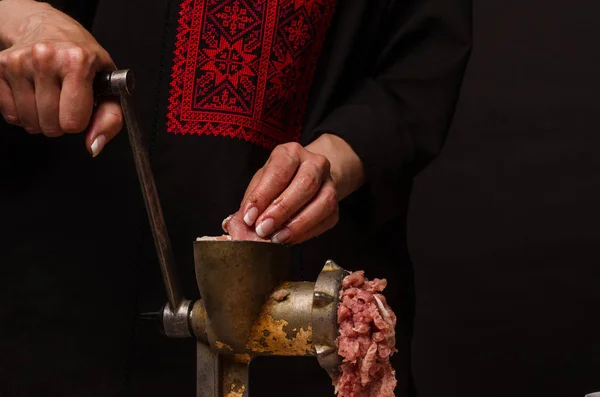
[197,210,267,242]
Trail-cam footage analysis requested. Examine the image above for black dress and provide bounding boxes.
[0,0,469,396]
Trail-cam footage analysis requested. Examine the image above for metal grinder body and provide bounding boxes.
[94,70,348,397]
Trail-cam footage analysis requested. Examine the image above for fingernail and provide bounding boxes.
[222,215,233,233]
[91,134,106,157]
[272,228,291,244]
[4,115,19,125]
[255,218,274,238]
[243,207,258,226]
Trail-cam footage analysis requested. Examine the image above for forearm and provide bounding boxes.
[0,0,52,49]
[305,133,365,201]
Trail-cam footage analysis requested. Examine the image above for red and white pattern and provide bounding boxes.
[167,0,336,149]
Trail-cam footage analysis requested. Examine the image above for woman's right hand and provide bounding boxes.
[0,0,122,156]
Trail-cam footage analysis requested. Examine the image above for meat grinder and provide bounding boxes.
[94,70,349,396]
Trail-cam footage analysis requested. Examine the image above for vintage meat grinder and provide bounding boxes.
[94,70,349,396]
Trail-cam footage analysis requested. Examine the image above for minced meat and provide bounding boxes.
[334,271,397,397]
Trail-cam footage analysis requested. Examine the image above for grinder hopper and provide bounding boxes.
[194,240,291,353]
[95,70,349,396]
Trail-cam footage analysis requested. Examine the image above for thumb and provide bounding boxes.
[85,97,122,157]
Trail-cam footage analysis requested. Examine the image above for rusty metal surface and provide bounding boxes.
[247,282,315,356]
[193,244,348,395]
[194,240,291,352]
[233,354,251,364]
[220,355,249,397]
[312,260,349,379]
[188,300,209,342]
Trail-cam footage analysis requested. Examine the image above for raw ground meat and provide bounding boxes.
[198,211,269,242]
[223,210,268,241]
[196,235,232,241]
[334,271,397,397]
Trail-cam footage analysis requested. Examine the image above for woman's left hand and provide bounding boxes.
[225,134,364,244]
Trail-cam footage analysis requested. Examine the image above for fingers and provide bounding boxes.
[254,155,329,238]
[241,143,304,226]
[0,72,19,125]
[0,36,119,151]
[33,77,62,138]
[240,142,338,243]
[58,49,96,133]
[241,168,264,205]
[8,77,40,134]
[34,74,62,136]
[271,177,339,244]
[31,42,63,136]
[2,50,41,133]
[61,46,119,155]
[279,208,340,245]
[85,97,122,157]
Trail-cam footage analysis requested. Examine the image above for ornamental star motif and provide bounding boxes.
[202,37,257,87]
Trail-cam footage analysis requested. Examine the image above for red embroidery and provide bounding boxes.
[167,0,336,149]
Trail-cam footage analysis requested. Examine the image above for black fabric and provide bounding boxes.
[408,1,600,396]
[309,0,471,230]
[0,124,141,397]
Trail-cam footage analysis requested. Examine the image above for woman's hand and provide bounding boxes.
[0,0,121,156]
[229,134,365,244]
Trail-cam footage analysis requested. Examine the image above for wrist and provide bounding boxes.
[305,133,365,200]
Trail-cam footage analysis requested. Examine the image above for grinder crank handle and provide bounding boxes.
[93,70,184,311]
